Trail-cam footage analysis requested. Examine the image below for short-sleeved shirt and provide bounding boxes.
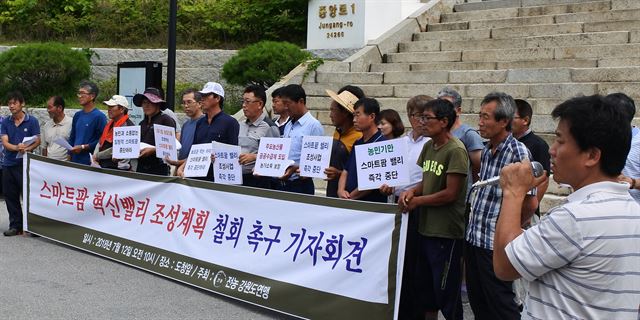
[622,126,640,203]
[239,113,279,174]
[193,112,239,146]
[68,108,107,165]
[466,133,535,250]
[138,111,176,175]
[283,111,324,180]
[453,124,484,194]
[333,126,362,153]
[1,112,41,167]
[326,139,349,198]
[506,181,640,320]
[178,115,204,160]
[42,115,72,161]
[273,115,290,137]
[345,130,387,203]
[417,137,468,239]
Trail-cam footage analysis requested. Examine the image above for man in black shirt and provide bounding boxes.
[133,87,177,176]
[512,99,550,217]
[177,82,239,181]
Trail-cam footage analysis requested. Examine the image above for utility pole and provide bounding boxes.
[166,0,177,110]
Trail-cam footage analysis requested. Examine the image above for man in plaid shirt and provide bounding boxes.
[465,92,538,319]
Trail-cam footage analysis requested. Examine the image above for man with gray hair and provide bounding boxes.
[437,87,483,188]
[464,92,538,319]
[68,80,107,165]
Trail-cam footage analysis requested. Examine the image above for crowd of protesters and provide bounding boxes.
[1,79,639,320]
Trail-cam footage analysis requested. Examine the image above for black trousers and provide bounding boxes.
[464,242,520,320]
[398,209,421,320]
[3,165,23,230]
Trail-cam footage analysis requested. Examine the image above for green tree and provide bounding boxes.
[222,41,311,88]
[0,42,90,105]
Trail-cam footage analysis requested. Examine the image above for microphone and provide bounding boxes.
[472,161,544,188]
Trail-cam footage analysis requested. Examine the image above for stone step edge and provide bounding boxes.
[429,8,640,29]
[453,0,608,13]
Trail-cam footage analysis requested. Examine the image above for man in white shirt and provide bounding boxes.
[494,94,640,320]
[42,96,72,161]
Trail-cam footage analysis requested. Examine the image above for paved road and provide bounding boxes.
[0,199,473,319]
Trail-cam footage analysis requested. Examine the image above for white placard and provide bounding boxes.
[212,142,242,185]
[183,143,213,178]
[153,124,177,161]
[112,126,141,159]
[254,137,293,178]
[53,137,73,151]
[354,138,410,191]
[299,136,333,179]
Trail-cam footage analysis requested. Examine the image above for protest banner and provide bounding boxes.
[183,143,213,178]
[212,142,242,185]
[113,126,141,159]
[24,154,405,320]
[299,136,333,179]
[154,124,177,161]
[354,139,410,191]
[254,137,293,178]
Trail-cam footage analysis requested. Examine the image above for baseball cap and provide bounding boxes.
[199,82,225,98]
[103,95,130,110]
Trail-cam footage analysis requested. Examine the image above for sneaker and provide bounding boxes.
[3,229,23,236]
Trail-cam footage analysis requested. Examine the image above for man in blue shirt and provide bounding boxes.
[278,84,324,195]
[165,88,204,171]
[1,91,41,236]
[177,82,239,181]
[68,81,107,165]
[337,97,387,202]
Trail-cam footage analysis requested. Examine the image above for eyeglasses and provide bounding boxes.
[77,91,90,97]
[181,100,198,106]
[418,115,440,123]
[242,99,261,105]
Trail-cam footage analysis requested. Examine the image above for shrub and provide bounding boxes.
[222,41,311,89]
[0,0,307,48]
[0,42,90,105]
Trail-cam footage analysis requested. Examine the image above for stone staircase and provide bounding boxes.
[284,0,640,208]
[301,0,640,146]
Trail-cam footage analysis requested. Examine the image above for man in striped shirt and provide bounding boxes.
[494,95,640,320]
[465,92,539,319]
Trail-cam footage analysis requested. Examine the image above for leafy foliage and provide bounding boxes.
[0,42,90,105]
[222,41,311,88]
[0,0,308,48]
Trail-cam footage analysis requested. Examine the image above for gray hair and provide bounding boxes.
[79,80,99,102]
[481,92,516,131]
[437,87,462,108]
